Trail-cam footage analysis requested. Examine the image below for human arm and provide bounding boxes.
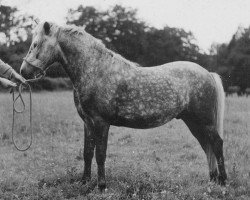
[0,59,25,84]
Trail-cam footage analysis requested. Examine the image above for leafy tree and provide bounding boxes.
[67,5,200,67]
[102,5,147,63]
[211,26,250,92]
[141,27,199,66]
[0,5,38,72]
[0,5,36,45]
[0,5,18,44]
[67,5,147,64]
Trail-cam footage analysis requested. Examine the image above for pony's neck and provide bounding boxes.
[56,26,137,89]
[57,29,109,88]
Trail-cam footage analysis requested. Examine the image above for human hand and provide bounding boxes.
[0,77,17,88]
[10,70,26,84]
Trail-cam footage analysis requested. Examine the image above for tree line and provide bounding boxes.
[0,4,250,93]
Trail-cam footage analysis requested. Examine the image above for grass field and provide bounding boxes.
[0,91,249,200]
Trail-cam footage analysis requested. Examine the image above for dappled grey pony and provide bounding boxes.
[20,22,227,190]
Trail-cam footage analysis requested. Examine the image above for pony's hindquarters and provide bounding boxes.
[181,70,227,185]
[210,73,225,139]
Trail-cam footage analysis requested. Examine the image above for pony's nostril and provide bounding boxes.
[20,69,27,77]
[20,69,30,79]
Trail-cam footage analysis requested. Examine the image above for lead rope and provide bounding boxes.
[11,75,44,151]
[11,28,66,151]
[12,82,32,151]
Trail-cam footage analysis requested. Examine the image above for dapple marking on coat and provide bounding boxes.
[20,22,227,190]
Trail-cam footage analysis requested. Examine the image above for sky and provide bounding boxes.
[2,0,250,52]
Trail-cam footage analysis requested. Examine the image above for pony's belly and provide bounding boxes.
[110,97,186,128]
[111,113,175,129]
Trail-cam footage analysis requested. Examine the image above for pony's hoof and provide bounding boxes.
[210,170,219,182]
[82,176,91,185]
[98,180,106,191]
[218,175,226,186]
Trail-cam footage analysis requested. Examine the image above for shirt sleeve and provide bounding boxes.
[0,59,13,79]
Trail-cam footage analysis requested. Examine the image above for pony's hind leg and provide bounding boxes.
[182,115,218,182]
[204,125,227,185]
[206,144,218,181]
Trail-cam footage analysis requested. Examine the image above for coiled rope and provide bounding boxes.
[11,76,43,151]
[12,82,32,151]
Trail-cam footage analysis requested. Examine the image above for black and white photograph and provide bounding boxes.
[0,0,249,199]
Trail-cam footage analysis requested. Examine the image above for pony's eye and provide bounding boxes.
[33,43,37,48]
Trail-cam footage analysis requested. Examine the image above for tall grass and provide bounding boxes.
[0,92,249,199]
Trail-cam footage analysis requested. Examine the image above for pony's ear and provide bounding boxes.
[44,22,50,35]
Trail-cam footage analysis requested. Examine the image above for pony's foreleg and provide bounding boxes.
[94,119,110,190]
[82,124,95,184]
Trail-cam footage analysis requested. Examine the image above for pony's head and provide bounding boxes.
[20,21,66,79]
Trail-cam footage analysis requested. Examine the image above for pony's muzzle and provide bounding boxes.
[20,61,35,79]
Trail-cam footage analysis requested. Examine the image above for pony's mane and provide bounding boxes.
[62,25,86,36]
[61,24,106,48]
[57,23,140,67]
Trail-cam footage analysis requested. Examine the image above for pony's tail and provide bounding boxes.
[210,73,225,139]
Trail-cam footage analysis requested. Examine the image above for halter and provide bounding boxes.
[22,28,68,79]
[22,56,47,79]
